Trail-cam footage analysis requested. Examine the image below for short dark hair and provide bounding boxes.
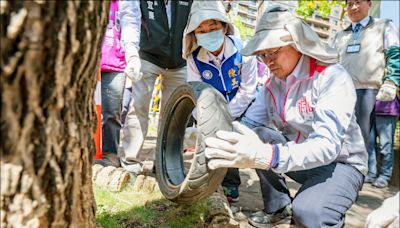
[345,0,371,4]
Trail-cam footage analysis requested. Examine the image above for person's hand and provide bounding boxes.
[376,81,397,101]
[183,127,199,150]
[205,121,274,170]
[124,56,142,82]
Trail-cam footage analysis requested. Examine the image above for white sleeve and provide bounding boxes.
[384,21,400,49]
[329,32,339,49]
[229,56,258,119]
[186,54,202,82]
[273,65,357,173]
[242,85,269,125]
[120,1,141,60]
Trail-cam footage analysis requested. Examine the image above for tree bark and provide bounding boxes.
[1,1,109,227]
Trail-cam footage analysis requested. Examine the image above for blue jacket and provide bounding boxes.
[193,36,243,102]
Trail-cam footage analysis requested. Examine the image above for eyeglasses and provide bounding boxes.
[256,47,282,62]
[346,0,366,8]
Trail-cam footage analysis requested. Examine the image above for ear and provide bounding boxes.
[367,1,372,8]
[223,24,229,35]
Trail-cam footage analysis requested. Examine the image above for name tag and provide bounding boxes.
[346,44,361,53]
[179,1,189,6]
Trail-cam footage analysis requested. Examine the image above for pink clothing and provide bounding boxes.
[100,0,126,72]
[257,59,266,78]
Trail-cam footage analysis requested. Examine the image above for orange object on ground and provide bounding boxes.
[94,70,102,160]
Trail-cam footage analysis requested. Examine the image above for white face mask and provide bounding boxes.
[195,29,225,52]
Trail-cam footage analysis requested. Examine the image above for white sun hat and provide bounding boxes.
[241,6,338,64]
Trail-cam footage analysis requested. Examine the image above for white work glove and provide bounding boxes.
[205,121,274,170]
[376,81,397,101]
[365,192,399,228]
[124,56,142,82]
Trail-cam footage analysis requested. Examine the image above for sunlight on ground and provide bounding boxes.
[94,184,211,227]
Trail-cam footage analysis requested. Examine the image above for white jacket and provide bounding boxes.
[244,55,368,175]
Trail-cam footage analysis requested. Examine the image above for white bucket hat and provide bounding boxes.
[182,1,235,59]
[242,6,338,64]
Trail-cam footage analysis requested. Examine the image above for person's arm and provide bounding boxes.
[272,64,357,173]
[329,32,339,49]
[186,54,202,82]
[384,21,399,50]
[120,1,141,60]
[240,85,268,126]
[229,55,258,119]
[120,1,142,81]
[383,21,399,87]
[376,21,399,101]
[186,54,202,120]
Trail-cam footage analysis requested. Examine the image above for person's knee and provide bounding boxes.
[292,200,343,227]
[292,201,322,227]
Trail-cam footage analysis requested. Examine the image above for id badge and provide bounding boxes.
[346,44,361,53]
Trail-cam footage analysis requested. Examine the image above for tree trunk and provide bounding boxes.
[1,1,109,227]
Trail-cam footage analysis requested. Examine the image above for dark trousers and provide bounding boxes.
[222,168,241,187]
[101,72,125,154]
[254,127,364,228]
[355,89,378,149]
[368,115,398,180]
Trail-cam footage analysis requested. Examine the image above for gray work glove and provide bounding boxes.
[205,121,274,170]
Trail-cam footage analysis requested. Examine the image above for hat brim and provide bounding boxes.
[241,29,292,56]
[185,10,234,35]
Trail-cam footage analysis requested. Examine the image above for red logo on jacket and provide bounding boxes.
[298,96,314,114]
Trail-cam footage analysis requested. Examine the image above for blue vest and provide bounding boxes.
[193,36,243,102]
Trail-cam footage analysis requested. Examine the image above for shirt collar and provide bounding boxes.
[290,55,306,79]
[352,16,370,30]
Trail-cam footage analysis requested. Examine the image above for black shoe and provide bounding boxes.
[364,175,376,183]
[94,152,121,167]
[248,204,292,228]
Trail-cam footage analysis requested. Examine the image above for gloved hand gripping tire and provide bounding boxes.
[205,121,274,170]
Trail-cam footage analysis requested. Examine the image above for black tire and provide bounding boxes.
[156,81,232,203]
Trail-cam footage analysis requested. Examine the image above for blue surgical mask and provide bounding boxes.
[195,29,225,52]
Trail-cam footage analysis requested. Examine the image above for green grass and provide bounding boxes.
[94,184,211,227]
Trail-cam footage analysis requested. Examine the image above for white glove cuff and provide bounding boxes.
[253,144,273,170]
